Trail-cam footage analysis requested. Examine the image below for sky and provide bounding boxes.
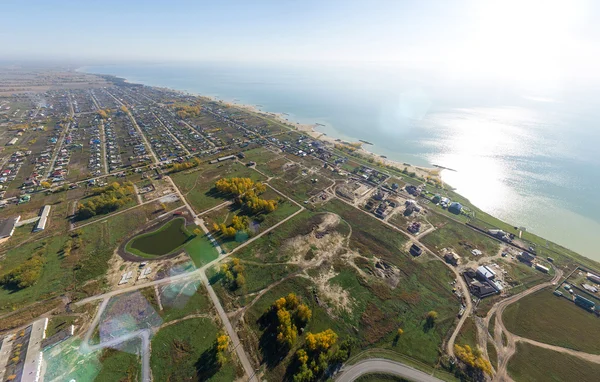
[2,0,599,82]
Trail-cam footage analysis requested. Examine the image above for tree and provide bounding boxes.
[454,344,493,376]
[193,228,203,236]
[396,328,404,337]
[296,304,312,325]
[426,311,438,327]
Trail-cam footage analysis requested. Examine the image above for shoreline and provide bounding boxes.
[77,67,595,260]
[219,98,442,182]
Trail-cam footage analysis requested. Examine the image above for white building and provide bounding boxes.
[34,205,51,232]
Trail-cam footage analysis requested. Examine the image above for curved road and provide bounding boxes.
[336,359,443,382]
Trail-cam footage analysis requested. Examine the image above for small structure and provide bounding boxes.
[448,202,462,214]
[582,284,598,293]
[409,244,422,257]
[0,216,20,240]
[587,272,600,284]
[34,205,51,232]
[477,265,496,280]
[463,268,500,298]
[517,251,535,264]
[534,263,549,273]
[444,252,461,266]
[574,295,596,312]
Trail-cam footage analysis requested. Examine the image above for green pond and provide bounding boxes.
[128,218,192,257]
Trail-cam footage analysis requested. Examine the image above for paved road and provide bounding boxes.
[201,271,258,382]
[336,359,444,382]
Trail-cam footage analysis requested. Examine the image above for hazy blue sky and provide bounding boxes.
[2,0,599,80]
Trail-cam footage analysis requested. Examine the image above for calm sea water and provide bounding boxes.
[81,63,600,260]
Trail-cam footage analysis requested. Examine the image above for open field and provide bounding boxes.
[507,342,600,382]
[207,199,459,380]
[503,287,600,354]
[185,232,220,267]
[150,317,240,382]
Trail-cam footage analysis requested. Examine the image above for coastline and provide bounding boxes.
[219,99,442,182]
[78,67,598,260]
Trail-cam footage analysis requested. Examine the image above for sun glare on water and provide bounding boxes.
[449,0,589,88]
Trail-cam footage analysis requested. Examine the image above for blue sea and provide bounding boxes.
[81,62,600,261]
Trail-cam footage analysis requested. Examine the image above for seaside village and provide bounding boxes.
[1,82,599,314]
[2,75,600,382]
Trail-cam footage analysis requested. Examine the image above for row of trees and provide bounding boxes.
[213,215,251,238]
[169,157,202,173]
[220,258,246,290]
[174,104,202,119]
[0,246,46,290]
[215,177,278,214]
[97,108,111,119]
[76,182,134,220]
[215,332,230,366]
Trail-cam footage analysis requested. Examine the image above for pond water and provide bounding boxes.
[128,218,192,257]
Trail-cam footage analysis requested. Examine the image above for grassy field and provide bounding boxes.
[455,316,478,350]
[0,235,67,313]
[95,347,140,382]
[150,318,239,382]
[420,219,500,260]
[184,233,220,267]
[171,161,266,213]
[214,198,460,380]
[157,283,213,323]
[45,315,78,338]
[503,287,600,354]
[507,342,600,382]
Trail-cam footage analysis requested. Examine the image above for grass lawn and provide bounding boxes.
[185,233,220,267]
[240,147,279,164]
[487,341,498,371]
[503,287,600,354]
[224,199,458,380]
[270,172,332,204]
[46,315,78,338]
[150,318,239,382]
[42,337,139,382]
[420,220,500,260]
[96,346,140,382]
[507,342,600,382]
[157,283,213,323]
